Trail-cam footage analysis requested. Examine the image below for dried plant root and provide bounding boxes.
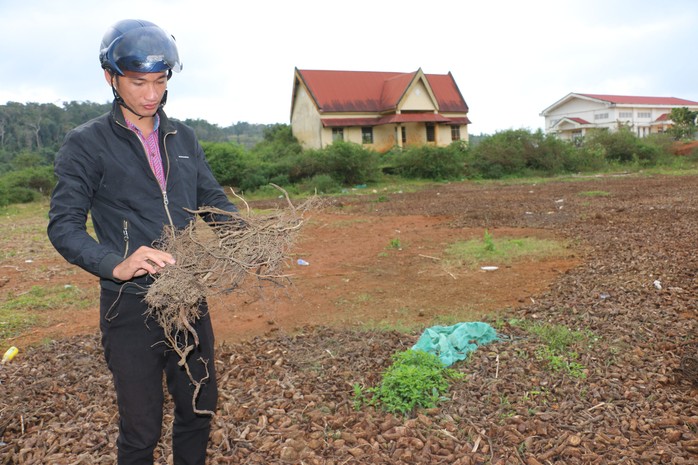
[143,188,319,414]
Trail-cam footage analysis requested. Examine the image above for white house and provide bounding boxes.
[540,93,698,140]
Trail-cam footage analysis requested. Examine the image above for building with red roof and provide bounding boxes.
[540,93,698,140]
[291,68,470,152]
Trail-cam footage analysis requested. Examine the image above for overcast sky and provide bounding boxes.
[1,0,696,135]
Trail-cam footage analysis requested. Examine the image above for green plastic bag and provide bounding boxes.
[412,322,498,367]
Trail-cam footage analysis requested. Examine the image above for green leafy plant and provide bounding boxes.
[388,238,402,250]
[535,347,587,378]
[483,229,495,252]
[363,349,465,415]
[352,383,365,411]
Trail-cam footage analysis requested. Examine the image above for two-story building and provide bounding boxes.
[290,68,470,152]
[541,93,698,140]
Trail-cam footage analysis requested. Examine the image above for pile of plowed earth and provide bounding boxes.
[2,173,698,464]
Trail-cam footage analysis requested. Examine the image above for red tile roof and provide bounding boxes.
[566,117,591,125]
[579,94,698,106]
[296,69,468,114]
[426,73,469,112]
[321,113,471,128]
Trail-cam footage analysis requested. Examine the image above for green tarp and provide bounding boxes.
[412,322,498,367]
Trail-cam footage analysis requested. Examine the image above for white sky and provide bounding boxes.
[1,0,696,135]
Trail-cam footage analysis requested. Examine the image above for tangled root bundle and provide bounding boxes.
[144,188,318,413]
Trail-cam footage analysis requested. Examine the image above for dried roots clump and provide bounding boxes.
[144,188,319,413]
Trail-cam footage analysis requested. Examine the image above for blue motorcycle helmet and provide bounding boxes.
[100,19,182,76]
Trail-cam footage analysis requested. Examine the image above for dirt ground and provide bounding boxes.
[0,198,576,349]
[3,173,698,464]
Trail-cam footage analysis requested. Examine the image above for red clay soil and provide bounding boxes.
[0,207,575,349]
[672,140,698,156]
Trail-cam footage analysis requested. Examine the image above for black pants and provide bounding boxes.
[100,288,217,465]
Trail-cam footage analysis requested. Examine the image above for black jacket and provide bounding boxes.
[48,102,236,294]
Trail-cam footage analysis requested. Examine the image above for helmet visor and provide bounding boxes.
[106,26,182,75]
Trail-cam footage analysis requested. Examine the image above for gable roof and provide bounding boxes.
[557,116,591,126]
[542,92,698,115]
[294,68,469,114]
[550,117,592,131]
[578,94,698,106]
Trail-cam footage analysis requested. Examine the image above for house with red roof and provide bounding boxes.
[291,68,470,152]
[540,93,698,140]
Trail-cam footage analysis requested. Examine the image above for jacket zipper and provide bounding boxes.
[122,219,130,258]
[122,119,176,229]
[161,131,176,229]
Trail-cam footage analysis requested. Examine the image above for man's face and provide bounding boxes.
[106,70,168,118]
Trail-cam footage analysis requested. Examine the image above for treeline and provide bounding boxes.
[1,98,697,207]
[0,101,271,174]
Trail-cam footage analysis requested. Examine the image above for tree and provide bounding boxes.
[200,141,250,187]
[669,107,698,140]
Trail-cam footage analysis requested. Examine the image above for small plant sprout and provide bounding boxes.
[388,238,402,250]
[483,229,495,252]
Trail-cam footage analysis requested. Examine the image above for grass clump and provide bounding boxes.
[445,230,569,268]
[0,307,37,341]
[1,285,90,311]
[356,349,465,415]
[0,285,92,342]
[510,319,593,379]
[578,190,610,197]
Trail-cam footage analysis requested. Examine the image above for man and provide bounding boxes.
[48,19,235,465]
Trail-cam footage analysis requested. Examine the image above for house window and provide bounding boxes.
[619,111,632,118]
[401,126,406,144]
[594,112,609,120]
[451,125,461,141]
[361,127,373,144]
[637,112,651,119]
[332,127,344,141]
[426,123,435,142]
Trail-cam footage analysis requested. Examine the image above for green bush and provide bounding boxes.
[288,142,380,186]
[320,141,380,185]
[391,143,467,180]
[366,349,464,415]
[529,130,572,173]
[287,149,324,183]
[298,174,343,194]
[466,129,533,178]
[582,127,660,164]
[0,166,55,206]
[201,141,250,187]
[465,129,586,178]
[251,124,303,162]
[237,167,268,192]
[561,144,608,173]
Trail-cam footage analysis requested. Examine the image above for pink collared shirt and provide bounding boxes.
[126,115,166,191]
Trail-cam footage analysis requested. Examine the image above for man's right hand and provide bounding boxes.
[112,245,176,281]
